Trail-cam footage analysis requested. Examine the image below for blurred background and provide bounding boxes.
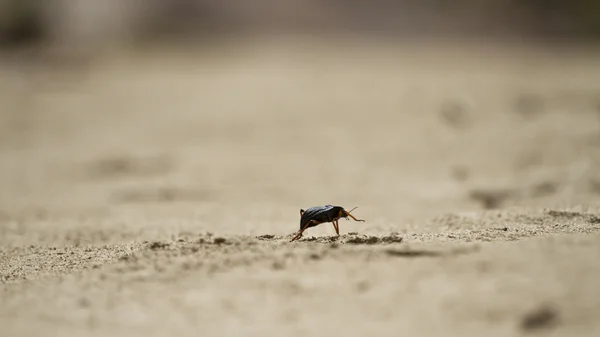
[2,0,600,49]
[1,0,600,241]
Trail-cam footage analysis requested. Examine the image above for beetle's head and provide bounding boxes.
[341,206,365,222]
[342,206,358,218]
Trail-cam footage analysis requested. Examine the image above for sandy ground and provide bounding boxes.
[1,36,600,337]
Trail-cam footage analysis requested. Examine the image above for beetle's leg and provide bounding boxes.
[291,220,318,242]
[332,220,339,236]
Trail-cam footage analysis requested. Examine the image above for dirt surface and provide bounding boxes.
[2,37,600,337]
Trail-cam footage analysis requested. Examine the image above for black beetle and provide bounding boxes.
[290,205,365,242]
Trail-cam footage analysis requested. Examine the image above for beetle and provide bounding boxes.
[290,205,365,242]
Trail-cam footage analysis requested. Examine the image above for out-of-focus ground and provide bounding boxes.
[2,2,600,337]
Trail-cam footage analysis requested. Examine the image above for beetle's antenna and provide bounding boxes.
[344,207,365,222]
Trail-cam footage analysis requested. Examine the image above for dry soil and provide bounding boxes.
[2,37,600,337]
